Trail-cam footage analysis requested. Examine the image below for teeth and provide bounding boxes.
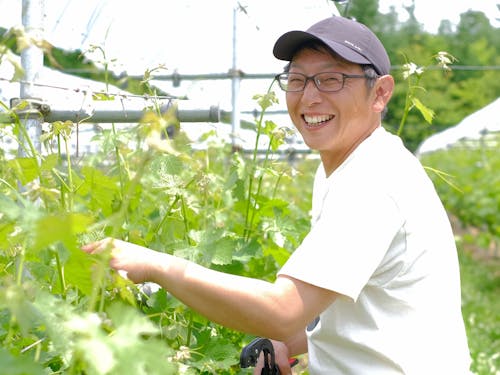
[304,115,333,124]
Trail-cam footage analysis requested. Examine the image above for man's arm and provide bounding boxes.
[82,238,337,341]
[283,329,308,357]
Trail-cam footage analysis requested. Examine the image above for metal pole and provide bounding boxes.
[9,98,220,124]
[126,72,277,82]
[231,3,241,149]
[19,0,44,156]
[39,100,220,124]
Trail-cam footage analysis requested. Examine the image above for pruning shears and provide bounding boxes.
[240,337,299,375]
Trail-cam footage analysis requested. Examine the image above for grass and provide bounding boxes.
[459,246,500,375]
[421,139,500,374]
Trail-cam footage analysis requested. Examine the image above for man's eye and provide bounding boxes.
[322,75,341,83]
[289,77,305,84]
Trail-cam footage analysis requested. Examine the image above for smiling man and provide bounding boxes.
[83,16,472,374]
[270,16,472,374]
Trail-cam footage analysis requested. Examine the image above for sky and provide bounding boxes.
[0,0,498,75]
[0,0,498,143]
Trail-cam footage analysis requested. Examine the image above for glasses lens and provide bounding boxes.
[315,72,343,92]
[277,72,345,92]
[278,73,305,92]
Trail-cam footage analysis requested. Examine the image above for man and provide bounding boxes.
[83,16,471,374]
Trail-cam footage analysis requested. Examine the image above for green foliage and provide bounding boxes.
[0,89,312,373]
[369,5,500,151]
[459,251,500,375]
[339,0,379,24]
[2,4,499,372]
[422,138,500,374]
[421,137,500,238]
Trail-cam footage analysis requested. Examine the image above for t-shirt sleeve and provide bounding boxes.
[278,185,404,302]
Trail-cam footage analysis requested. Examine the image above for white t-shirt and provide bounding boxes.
[278,127,471,374]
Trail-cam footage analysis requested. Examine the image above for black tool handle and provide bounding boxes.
[240,337,280,374]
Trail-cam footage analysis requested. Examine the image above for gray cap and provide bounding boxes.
[273,16,391,76]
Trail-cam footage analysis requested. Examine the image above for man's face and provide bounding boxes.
[285,48,383,174]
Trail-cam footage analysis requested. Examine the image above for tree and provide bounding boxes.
[451,11,500,80]
[341,0,380,26]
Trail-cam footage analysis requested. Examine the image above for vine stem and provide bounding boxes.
[87,255,109,313]
[186,311,194,347]
[397,75,413,136]
[112,123,126,198]
[153,178,195,237]
[54,249,67,299]
[246,137,274,239]
[64,134,74,211]
[4,248,26,346]
[244,81,276,240]
[88,150,152,313]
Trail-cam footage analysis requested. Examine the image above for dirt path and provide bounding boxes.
[449,213,500,272]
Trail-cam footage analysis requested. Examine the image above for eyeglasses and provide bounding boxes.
[275,71,371,93]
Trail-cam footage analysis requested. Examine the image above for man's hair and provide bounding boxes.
[361,65,378,88]
[361,64,388,118]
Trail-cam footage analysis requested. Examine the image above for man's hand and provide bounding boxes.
[253,340,293,375]
[82,238,164,284]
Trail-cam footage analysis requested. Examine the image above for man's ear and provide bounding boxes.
[372,75,394,113]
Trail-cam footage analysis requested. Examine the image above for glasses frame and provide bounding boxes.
[275,71,371,93]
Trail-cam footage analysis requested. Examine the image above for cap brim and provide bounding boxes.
[273,30,371,66]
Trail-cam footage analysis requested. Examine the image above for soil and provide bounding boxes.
[448,213,500,267]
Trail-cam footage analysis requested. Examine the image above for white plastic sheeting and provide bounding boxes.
[416,97,500,155]
[0,1,340,152]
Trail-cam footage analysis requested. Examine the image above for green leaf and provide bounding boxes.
[79,166,120,215]
[5,50,25,82]
[211,235,236,266]
[40,153,59,171]
[150,154,184,176]
[253,91,278,111]
[105,303,177,375]
[175,230,236,266]
[264,243,291,267]
[0,193,23,221]
[145,288,169,311]
[0,284,40,336]
[0,348,45,375]
[31,213,94,294]
[232,237,261,263]
[80,336,116,373]
[412,97,435,124]
[33,212,93,252]
[107,302,158,337]
[64,243,94,296]
[92,92,115,101]
[190,339,239,372]
[8,157,39,184]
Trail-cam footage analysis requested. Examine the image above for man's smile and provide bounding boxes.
[303,114,334,127]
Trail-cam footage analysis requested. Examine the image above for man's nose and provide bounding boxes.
[302,78,322,104]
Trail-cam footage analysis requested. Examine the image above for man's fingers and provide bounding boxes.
[81,242,98,253]
[81,238,114,254]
